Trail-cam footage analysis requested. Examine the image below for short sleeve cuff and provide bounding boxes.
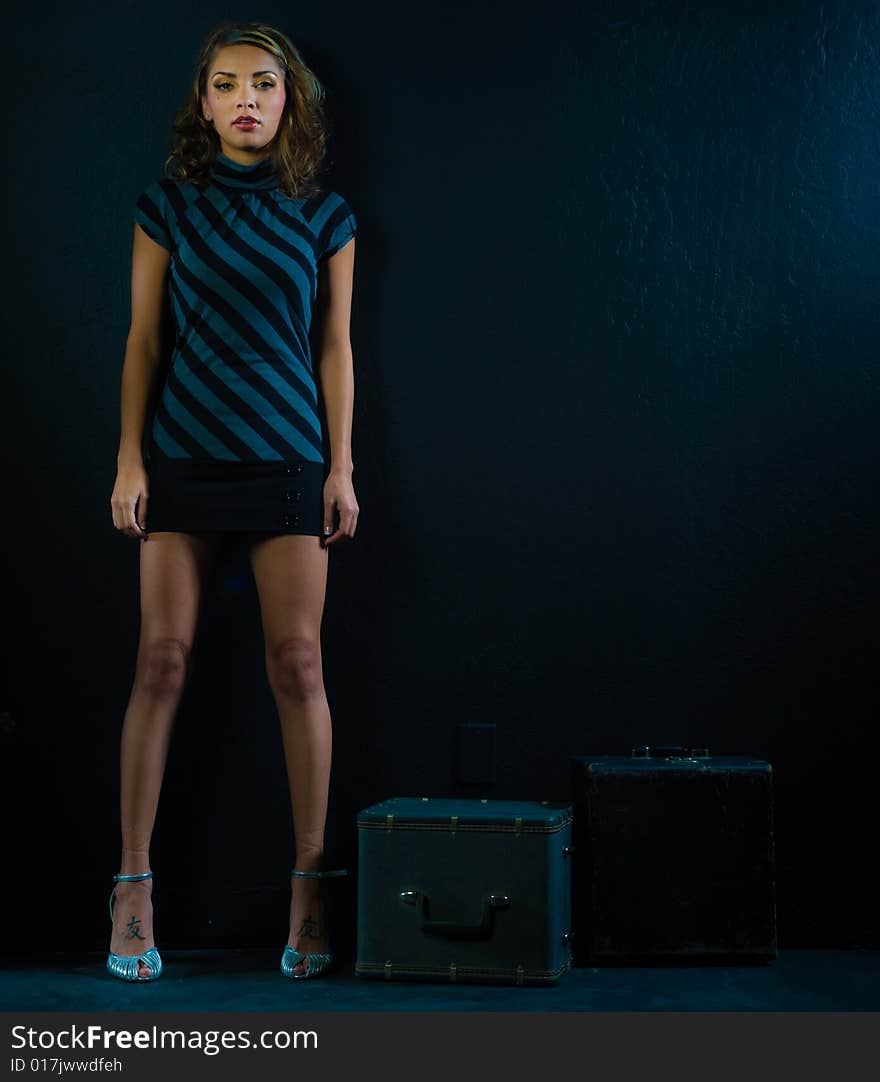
[134,181,173,251]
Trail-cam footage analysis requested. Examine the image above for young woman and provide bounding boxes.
[107,20,359,982]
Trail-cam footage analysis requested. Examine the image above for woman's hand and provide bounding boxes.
[111,460,149,540]
[322,469,359,546]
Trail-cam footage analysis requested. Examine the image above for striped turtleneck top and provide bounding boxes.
[133,153,358,465]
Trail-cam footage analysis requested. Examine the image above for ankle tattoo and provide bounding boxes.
[125,916,146,942]
[297,915,321,940]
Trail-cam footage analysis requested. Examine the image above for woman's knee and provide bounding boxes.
[266,635,322,702]
[134,637,192,699]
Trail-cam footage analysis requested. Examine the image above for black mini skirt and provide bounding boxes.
[144,451,326,537]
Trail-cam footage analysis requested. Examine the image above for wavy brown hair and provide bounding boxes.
[163,21,330,198]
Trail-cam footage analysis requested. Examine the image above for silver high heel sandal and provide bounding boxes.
[106,871,163,982]
[281,868,348,980]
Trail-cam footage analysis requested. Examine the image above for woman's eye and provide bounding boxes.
[213,81,275,91]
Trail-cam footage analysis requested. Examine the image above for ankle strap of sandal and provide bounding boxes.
[290,868,348,879]
[109,871,154,922]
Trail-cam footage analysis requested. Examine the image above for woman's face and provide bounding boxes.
[201,44,287,163]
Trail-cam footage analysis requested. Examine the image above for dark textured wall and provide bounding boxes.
[2,0,878,955]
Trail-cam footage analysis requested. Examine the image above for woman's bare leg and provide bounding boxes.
[248,532,331,976]
[110,531,218,976]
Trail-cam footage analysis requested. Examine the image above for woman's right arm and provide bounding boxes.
[110,224,171,540]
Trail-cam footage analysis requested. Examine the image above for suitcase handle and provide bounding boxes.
[400,889,509,940]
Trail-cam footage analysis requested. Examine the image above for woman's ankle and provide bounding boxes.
[292,847,325,874]
[118,848,152,878]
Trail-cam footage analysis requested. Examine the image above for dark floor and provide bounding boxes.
[2,950,878,1012]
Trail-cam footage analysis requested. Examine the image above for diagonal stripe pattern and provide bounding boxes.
[134,153,358,463]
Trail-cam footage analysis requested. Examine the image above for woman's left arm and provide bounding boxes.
[317,238,359,544]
